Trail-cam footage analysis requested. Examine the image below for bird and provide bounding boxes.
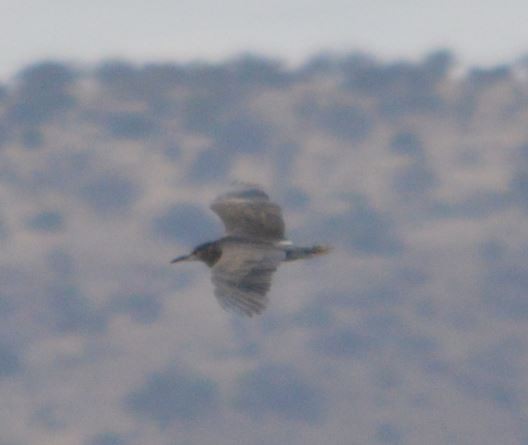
[171,184,331,316]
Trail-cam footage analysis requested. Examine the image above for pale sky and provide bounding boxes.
[2,0,528,78]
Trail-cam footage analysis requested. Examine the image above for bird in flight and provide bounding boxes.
[171,184,331,316]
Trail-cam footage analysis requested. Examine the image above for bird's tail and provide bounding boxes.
[284,244,332,262]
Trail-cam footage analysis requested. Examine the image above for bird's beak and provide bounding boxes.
[170,253,196,264]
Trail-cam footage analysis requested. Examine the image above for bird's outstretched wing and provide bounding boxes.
[210,184,285,241]
[211,240,285,316]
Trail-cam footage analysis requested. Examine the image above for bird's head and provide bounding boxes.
[170,241,222,267]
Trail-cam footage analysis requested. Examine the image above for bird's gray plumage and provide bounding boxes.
[210,186,285,242]
[211,238,285,316]
[171,184,330,317]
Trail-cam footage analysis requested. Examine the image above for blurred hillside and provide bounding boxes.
[1,51,528,445]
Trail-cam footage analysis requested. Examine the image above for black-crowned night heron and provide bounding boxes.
[171,184,331,316]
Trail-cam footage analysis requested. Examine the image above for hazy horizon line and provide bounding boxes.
[3,46,527,83]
